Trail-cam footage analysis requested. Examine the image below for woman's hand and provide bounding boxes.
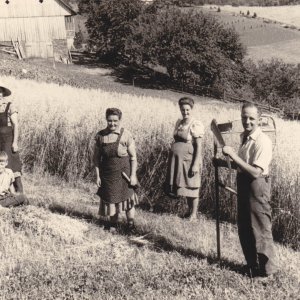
[96,177,101,187]
[189,165,199,177]
[130,174,138,186]
[12,142,19,153]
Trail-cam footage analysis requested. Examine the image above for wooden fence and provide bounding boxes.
[223,91,300,120]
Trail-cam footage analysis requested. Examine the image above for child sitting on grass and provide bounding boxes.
[0,151,28,208]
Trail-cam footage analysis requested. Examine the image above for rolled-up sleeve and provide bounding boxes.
[252,136,272,173]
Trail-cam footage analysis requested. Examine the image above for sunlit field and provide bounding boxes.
[209,4,300,27]
[1,75,299,249]
[197,5,300,63]
[0,75,299,298]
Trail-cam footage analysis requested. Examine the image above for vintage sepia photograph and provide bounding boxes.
[0,0,299,299]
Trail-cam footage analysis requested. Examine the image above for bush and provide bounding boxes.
[126,8,246,97]
[247,59,300,109]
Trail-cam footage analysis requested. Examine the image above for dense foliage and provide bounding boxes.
[78,1,299,111]
[126,8,246,96]
[79,0,143,63]
[245,59,300,111]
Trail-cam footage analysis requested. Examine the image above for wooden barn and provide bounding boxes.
[0,0,76,59]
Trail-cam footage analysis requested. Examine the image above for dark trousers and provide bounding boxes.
[237,173,278,275]
[0,193,28,207]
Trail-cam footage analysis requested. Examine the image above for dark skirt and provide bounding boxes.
[0,127,22,174]
[97,156,138,216]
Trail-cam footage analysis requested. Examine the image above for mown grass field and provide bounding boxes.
[0,173,298,299]
[212,4,300,27]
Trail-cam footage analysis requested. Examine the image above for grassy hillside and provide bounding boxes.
[0,173,298,299]
[199,5,300,63]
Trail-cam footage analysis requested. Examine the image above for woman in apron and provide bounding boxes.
[165,97,204,221]
[94,108,138,232]
[0,86,23,193]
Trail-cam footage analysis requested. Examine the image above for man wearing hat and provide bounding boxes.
[0,86,23,193]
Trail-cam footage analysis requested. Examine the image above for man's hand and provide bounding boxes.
[189,165,199,177]
[12,142,19,153]
[222,146,235,158]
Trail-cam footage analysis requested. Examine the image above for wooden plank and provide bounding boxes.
[224,91,282,114]
[0,43,14,48]
[0,48,17,55]
[17,37,26,58]
[15,41,23,59]
[11,39,21,60]
[68,49,73,64]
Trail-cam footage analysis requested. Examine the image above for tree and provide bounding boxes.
[248,59,300,108]
[126,8,246,96]
[79,0,143,63]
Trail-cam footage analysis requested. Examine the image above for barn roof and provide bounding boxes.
[0,0,77,18]
[56,0,77,16]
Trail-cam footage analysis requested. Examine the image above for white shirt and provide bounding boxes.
[0,168,14,194]
[238,127,272,175]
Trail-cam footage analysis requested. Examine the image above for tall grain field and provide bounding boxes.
[1,76,299,249]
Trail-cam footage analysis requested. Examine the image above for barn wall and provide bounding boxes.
[0,16,67,41]
[0,0,72,18]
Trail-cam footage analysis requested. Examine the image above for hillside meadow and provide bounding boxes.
[198,5,300,63]
[210,4,300,27]
[0,75,299,249]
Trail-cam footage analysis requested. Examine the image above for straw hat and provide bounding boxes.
[0,86,11,97]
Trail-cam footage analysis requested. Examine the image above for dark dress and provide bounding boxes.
[96,128,138,216]
[0,102,22,175]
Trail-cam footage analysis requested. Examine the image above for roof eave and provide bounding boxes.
[56,0,77,16]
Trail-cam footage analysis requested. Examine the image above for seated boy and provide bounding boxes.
[0,151,28,207]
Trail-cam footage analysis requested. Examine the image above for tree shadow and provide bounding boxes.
[71,53,215,97]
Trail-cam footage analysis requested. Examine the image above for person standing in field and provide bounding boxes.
[165,97,204,221]
[222,102,278,278]
[93,108,139,232]
[0,86,23,193]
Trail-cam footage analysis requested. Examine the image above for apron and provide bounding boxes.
[0,103,22,173]
[97,128,133,204]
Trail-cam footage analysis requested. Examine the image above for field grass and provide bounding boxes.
[211,4,300,27]
[0,172,298,299]
[0,75,299,250]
